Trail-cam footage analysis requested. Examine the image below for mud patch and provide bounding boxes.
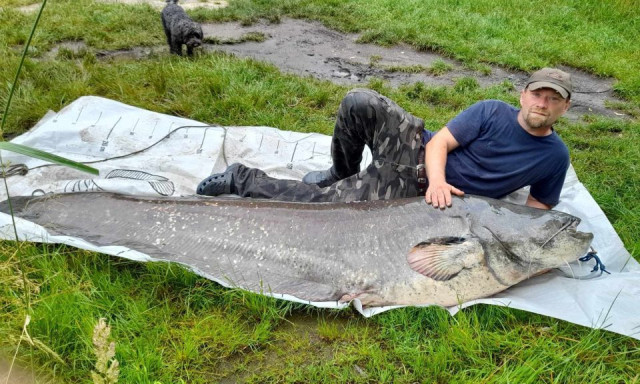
[95,46,166,61]
[44,15,627,120]
[200,19,626,120]
[44,41,89,60]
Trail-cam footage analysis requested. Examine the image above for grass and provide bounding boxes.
[219,0,640,103]
[3,243,638,383]
[0,0,639,382]
[373,59,454,76]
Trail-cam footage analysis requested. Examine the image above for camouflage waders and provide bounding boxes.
[229,88,427,202]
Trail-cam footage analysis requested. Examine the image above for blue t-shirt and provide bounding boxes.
[426,100,569,206]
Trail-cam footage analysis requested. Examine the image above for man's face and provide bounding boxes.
[519,88,570,131]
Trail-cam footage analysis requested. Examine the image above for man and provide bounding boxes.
[197,68,572,209]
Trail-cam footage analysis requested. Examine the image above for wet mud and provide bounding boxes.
[83,17,628,120]
[199,18,625,120]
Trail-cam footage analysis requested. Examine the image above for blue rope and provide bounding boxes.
[579,251,611,275]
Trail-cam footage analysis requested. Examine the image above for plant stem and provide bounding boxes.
[1,0,48,335]
[0,0,48,135]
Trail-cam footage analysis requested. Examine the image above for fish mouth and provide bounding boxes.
[572,227,594,243]
[541,216,593,254]
[567,217,593,243]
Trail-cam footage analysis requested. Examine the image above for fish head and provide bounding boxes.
[465,196,594,285]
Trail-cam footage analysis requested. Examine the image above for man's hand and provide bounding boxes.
[425,182,465,209]
[424,127,462,209]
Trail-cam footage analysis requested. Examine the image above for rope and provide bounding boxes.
[557,247,611,280]
[0,123,328,178]
[0,163,29,177]
[578,250,611,275]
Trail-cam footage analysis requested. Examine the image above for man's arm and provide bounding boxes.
[526,194,552,210]
[424,127,465,208]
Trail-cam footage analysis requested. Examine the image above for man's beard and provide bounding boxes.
[524,110,553,130]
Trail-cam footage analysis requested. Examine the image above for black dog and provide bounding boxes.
[161,0,203,56]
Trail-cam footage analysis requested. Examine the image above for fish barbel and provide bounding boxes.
[0,193,593,307]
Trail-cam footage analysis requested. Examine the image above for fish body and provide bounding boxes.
[0,193,593,307]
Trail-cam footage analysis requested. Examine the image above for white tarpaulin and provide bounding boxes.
[1,96,638,339]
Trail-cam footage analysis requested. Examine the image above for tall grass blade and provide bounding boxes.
[0,142,98,176]
[1,0,47,135]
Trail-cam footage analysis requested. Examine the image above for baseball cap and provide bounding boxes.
[526,67,572,99]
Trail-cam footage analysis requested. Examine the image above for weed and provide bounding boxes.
[427,59,453,76]
[91,318,120,384]
[369,54,382,67]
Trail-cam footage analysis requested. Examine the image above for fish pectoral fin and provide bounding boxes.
[407,236,483,281]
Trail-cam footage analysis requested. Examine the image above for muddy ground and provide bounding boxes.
[62,15,627,121]
[21,0,626,121]
[45,15,627,121]
[200,19,627,121]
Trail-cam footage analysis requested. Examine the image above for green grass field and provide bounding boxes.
[1,0,639,382]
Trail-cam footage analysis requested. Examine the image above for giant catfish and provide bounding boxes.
[0,193,593,307]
